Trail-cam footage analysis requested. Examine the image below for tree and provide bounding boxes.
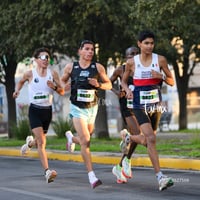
[130,0,200,130]
[0,1,70,138]
[0,0,135,138]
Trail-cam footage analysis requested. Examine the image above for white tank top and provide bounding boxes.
[133,53,161,86]
[28,68,54,106]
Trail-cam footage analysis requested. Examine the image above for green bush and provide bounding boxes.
[11,104,31,140]
[51,117,75,138]
[11,119,32,140]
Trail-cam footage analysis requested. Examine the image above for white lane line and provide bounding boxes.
[0,187,71,200]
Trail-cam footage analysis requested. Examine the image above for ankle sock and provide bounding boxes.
[45,169,49,175]
[88,171,98,184]
[156,171,164,181]
[66,131,73,143]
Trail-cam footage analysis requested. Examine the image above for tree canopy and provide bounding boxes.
[0,0,135,138]
[129,0,200,129]
[0,0,199,138]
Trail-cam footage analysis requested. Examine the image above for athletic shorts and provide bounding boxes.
[28,103,52,133]
[69,103,98,124]
[133,109,161,131]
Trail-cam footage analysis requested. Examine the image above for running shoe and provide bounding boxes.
[112,164,127,183]
[20,135,34,156]
[120,129,131,154]
[122,156,132,178]
[91,179,102,189]
[45,169,57,183]
[158,175,174,191]
[65,131,75,152]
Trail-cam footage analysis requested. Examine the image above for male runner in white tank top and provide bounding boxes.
[121,30,175,191]
[13,47,64,183]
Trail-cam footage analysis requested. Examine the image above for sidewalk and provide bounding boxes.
[0,147,200,171]
[0,132,200,171]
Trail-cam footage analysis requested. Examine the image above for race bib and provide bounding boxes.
[33,92,51,104]
[77,89,95,102]
[140,89,160,104]
[127,99,133,109]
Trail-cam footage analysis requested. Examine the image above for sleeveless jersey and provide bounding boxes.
[70,62,99,108]
[28,68,53,106]
[133,53,162,109]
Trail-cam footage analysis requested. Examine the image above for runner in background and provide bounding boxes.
[110,46,141,183]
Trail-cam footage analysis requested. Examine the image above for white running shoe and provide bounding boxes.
[65,131,75,152]
[20,136,34,156]
[122,156,132,179]
[112,164,127,183]
[158,175,174,191]
[120,129,131,154]
[45,169,57,183]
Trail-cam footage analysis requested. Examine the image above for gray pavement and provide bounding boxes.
[0,156,200,200]
[0,131,200,199]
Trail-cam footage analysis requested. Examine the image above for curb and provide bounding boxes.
[0,148,200,171]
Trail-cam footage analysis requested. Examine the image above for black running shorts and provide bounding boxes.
[28,104,52,133]
[133,108,161,131]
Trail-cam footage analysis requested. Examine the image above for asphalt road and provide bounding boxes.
[0,156,199,200]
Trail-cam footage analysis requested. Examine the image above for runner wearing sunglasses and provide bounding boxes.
[13,47,64,183]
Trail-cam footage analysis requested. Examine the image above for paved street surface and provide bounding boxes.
[0,156,199,200]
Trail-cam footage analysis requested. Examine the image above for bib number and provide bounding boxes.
[127,99,133,109]
[33,92,51,104]
[140,89,160,104]
[77,89,95,102]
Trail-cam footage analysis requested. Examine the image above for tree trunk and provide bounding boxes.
[4,56,17,138]
[95,89,109,138]
[173,58,189,130]
[178,88,187,130]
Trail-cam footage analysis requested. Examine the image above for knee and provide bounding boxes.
[36,140,45,149]
[129,128,140,136]
[80,138,90,148]
[146,134,156,145]
[141,136,147,146]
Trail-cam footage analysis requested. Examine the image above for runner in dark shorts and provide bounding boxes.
[110,46,140,183]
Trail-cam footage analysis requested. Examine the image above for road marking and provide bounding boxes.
[0,187,71,200]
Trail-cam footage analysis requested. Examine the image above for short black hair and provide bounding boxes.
[79,40,94,49]
[33,47,51,58]
[138,30,155,42]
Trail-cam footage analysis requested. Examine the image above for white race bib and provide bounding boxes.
[77,89,95,102]
[33,92,52,104]
[127,99,133,109]
[140,89,160,104]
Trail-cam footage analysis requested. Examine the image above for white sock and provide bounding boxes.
[88,171,98,184]
[45,169,50,175]
[156,171,164,181]
[66,131,73,143]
